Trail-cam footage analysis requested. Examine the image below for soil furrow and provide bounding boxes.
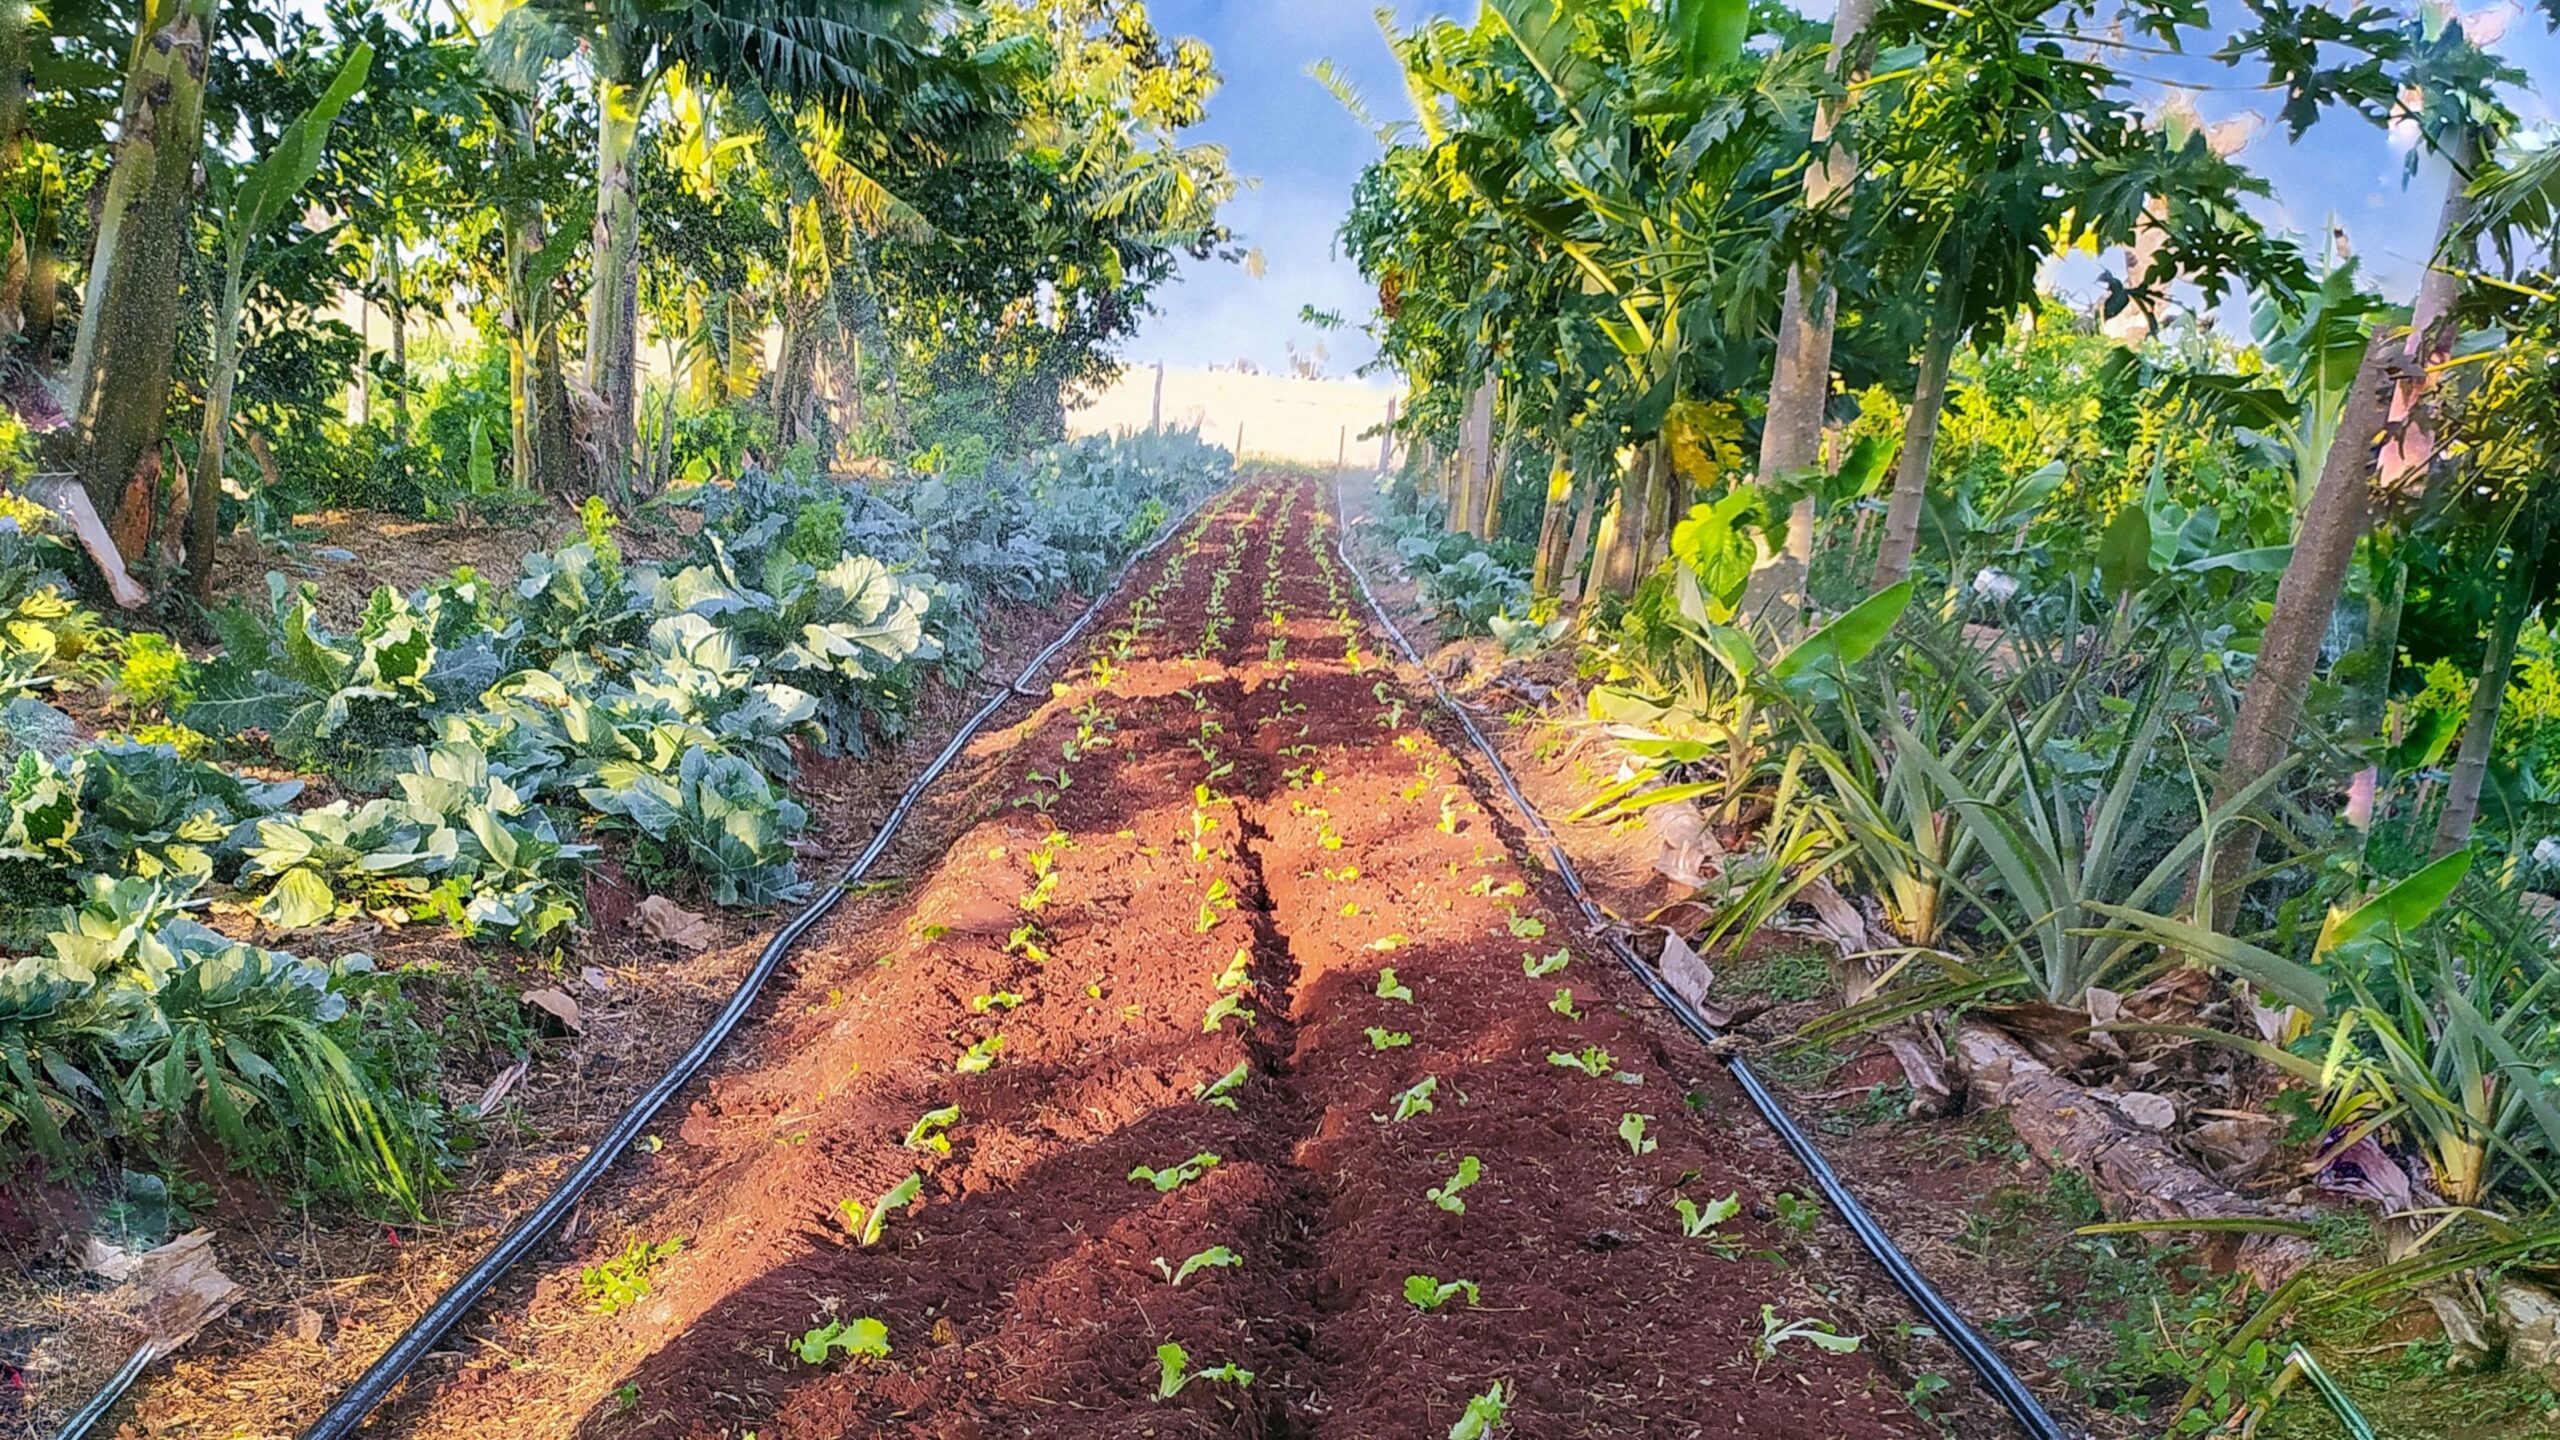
[364,477,1935,1440]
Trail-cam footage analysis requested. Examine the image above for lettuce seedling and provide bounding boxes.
[1366,1027,1413,1050]
[955,1033,1005,1074]
[904,1106,960,1156]
[794,1316,889,1365]
[1547,1046,1615,1078]
[1547,988,1580,1019]
[968,990,1024,1013]
[1366,933,1409,952]
[1427,1156,1481,1213]
[1675,1192,1743,1253]
[1402,1274,1480,1311]
[1203,993,1256,1032]
[1215,947,1251,990]
[1153,1245,1242,1286]
[1376,1075,1438,1123]
[1154,1341,1254,1401]
[1375,968,1413,1002]
[1195,877,1236,933]
[1505,911,1546,939]
[838,1172,923,1247]
[1195,1061,1249,1110]
[1618,1112,1657,1156]
[1755,1305,1862,1367]
[1449,1382,1508,1439]
[1522,948,1570,978]
[1129,1153,1221,1193]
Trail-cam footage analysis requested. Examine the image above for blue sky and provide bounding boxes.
[1135,1,2560,379]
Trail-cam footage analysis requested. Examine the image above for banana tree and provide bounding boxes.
[182,44,373,599]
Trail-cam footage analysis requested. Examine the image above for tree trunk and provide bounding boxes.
[1739,0,1875,624]
[1453,376,1495,536]
[1478,411,1515,542]
[2198,331,2395,928]
[183,258,244,598]
[1589,481,1627,599]
[386,241,408,441]
[1561,474,1598,609]
[2200,133,2481,930]
[1532,460,1574,597]
[26,168,57,356]
[2434,569,2531,858]
[1873,301,1960,588]
[2344,540,2407,831]
[1595,442,1666,596]
[534,326,573,495]
[69,0,216,526]
[586,66,645,501]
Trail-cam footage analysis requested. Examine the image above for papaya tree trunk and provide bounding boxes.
[1873,297,1961,587]
[184,252,246,598]
[1589,476,1628,598]
[1741,0,1875,623]
[1478,409,1516,541]
[69,0,216,529]
[586,63,647,500]
[2433,579,2525,858]
[1453,376,1494,535]
[1532,460,1574,596]
[1561,473,1598,608]
[26,166,57,356]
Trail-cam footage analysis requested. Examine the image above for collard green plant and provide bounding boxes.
[582,746,809,907]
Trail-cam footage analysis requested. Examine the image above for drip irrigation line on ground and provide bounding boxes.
[34,491,1225,1440]
[1328,483,2074,1440]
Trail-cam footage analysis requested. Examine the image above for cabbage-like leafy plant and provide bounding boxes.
[582,745,809,906]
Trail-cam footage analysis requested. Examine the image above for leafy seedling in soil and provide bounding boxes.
[1196,877,1236,933]
[955,1034,1005,1073]
[795,1317,890,1365]
[1772,1191,1821,1236]
[1505,910,1546,938]
[839,1173,922,1247]
[1203,993,1256,1032]
[1377,1075,1438,1123]
[1129,1153,1221,1192]
[1618,1113,1658,1156]
[1155,1341,1254,1401]
[1005,924,1050,964]
[1376,968,1413,1002]
[968,990,1023,1013]
[1215,947,1251,989]
[1755,1305,1861,1372]
[1676,1193,1744,1255]
[1428,1156,1482,1213]
[1402,1274,1480,1311]
[1196,1061,1249,1110]
[1548,1046,1616,1078]
[581,1234,682,1315]
[1367,933,1409,951]
[1367,1027,1413,1050]
[1154,1246,1242,1286]
[904,1106,960,1156]
[1523,948,1570,978]
[1548,988,1580,1018]
[1449,1382,1508,1438]
[1438,792,1462,834]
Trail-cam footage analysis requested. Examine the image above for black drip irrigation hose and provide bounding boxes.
[35,491,1224,1440]
[1328,483,2074,1440]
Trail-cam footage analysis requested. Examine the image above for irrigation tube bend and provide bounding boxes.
[241,492,1222,1440]
[1328,485,2072,1440]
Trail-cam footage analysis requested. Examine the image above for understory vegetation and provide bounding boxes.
[1342,0,2560,1435]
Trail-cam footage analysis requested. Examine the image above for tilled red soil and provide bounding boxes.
[372,478,1932,1439]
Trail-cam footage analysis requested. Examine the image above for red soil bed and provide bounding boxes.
[371,478,1932,1439]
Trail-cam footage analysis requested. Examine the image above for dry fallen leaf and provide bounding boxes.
[1657,928,1715,1009]
[474,1058,530,1118]
[289,1306,326,1344]
[635,896,717,951]
[521,988,584,1034]
[581,966,611,992]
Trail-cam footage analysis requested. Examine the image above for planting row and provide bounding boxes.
[0,431,1231,1216]
[368,475,1927,1439]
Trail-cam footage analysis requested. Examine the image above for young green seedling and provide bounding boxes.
[1203,993,1256,1032]
[838,1172,923,1247]
[1675,1192,1744,1254]
[1755,1305,1862,1370]
[1153,1245,1242,1286]
[1375,968,1413,1002]
[968,989,1024,1013]
[1449,1382,1509,1439]
[1427,1155,1481,1213]
[1195,1061,1249,1110]
[1522,948,1570,978]
[794,1317,890,1365]
[580,1235,683,1316]
[1366,1027,1412,1050]
[1195,877,1236,933]
[1154,1341,1254,1401]
[1366,934,1410,952]
[1618,1112,1657,1156]
[1547,1046,1616,1078]
[903,1105,960,1157]
[1402,1274,1480,1311]
[1505,909,1546,938]
[1215,947,1252,990]
[1547,988,1580,1019]
[1128,1153,1221,1193]
[955,1034,1005,1074]
[1376,1074,1438,1123]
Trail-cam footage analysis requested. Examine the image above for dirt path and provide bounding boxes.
[370,477,1932,1439]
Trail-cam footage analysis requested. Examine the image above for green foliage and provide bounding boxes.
[794,1316,890,1365]
[583,747,809,907]
[582,1234,683,1315]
